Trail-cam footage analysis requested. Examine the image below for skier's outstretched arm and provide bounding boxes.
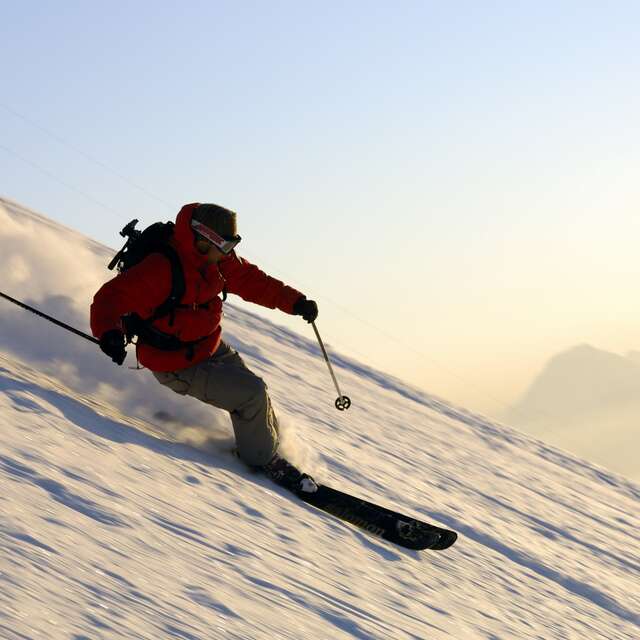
[220,254,305,314]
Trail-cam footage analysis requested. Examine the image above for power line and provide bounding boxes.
[0,142,122,217]
[0,102,176,211]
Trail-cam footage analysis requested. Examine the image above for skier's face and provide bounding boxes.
[195,238,224,263]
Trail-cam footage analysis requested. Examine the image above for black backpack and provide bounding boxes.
[108,219,185,324]
[108,219,208,356]
[108,219,227,360]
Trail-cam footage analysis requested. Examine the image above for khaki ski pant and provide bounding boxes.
[152,341,279,466]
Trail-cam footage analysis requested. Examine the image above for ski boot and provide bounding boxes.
[263,453,318,495]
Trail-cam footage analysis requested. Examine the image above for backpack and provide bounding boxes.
[108,219,228,360]
[108,219,185,324]
[108,219,208,357]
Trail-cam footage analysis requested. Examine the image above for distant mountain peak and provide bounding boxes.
[503,344,640,478]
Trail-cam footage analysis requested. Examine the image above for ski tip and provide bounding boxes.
[429,530,458,551]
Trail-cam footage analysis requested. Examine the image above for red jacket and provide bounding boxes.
[90,203,304,372]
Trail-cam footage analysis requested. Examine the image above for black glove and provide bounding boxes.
[293,297,318,323]
[99,329,127,365]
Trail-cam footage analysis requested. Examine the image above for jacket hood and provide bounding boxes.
[174,202,211,271]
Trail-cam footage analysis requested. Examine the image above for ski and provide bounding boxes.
[260,456,456,551]
[290,482,457,551]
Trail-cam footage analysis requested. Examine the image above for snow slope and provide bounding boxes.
[1,197,639,639]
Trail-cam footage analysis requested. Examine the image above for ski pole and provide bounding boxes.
[0,290,99,345]
[311,321,351,411]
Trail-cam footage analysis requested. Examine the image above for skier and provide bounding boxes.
[90,202,319,492]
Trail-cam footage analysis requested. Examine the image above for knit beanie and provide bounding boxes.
[192,203,237,239]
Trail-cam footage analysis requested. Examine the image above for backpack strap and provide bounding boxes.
[123,314,207,361]
[147,245,185,325]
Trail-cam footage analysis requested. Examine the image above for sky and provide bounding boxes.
[2,1,640,418]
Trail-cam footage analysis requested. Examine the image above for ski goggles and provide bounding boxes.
[191,219,242,255]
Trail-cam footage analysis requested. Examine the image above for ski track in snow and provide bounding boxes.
[1,197,639,639]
